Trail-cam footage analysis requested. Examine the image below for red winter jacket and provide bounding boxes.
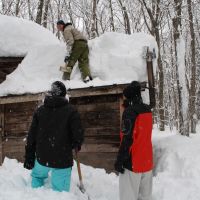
[117,103,153,173]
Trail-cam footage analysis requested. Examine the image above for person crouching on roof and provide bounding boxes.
[115,81,153,200]
[24,81,84,192]
[57,20,92,83]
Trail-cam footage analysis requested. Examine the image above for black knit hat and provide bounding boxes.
[123,81,141,99]
[50,81,66,97]
[56,20,65,25]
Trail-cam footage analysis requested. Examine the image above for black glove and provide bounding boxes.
[74,144,81,152]
[64,56,70,63]
[72,143,81,152]
[114,161,125,174]
[24,158,35,170]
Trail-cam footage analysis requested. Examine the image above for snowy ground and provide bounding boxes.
[0,127,200,200]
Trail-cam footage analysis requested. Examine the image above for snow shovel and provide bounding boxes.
[74,150,91,200]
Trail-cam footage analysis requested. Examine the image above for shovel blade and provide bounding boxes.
[78,181,86,193]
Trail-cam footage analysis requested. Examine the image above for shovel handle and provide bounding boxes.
[75,150,83,182]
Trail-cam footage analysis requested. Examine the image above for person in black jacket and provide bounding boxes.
[115,81,153,200]
[24,81,84,192]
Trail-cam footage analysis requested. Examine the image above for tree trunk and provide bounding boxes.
[187,0,197,133]
[172,0,186,135]
[118,0,131,34]
[155,29,165,131]
[109,0,115,32]
[36,0,45,25]
[91,0,98,39]
[15,0,21,16]
[43,0,50,28]
[27,0,33,20]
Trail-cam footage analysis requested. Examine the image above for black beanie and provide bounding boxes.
[50,81,67,97]
[56,20,65,25]
[123,81,141,100]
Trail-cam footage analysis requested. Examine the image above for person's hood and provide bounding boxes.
[44,95,68,108]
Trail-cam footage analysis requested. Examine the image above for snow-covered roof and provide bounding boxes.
[0,15,158,97]
[0,14,60,57]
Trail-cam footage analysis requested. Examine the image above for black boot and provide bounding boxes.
[83,76,93,83]
[62,72,70,81]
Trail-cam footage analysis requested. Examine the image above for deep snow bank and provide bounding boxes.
[0,158,118,200]
[0,15,157,96]
[1,129,200,200]
[152,129,200,200]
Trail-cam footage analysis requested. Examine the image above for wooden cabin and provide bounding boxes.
[0,48,155,172]
[0,57,24,84]
[0,83,148,172]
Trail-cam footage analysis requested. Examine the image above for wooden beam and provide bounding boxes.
[68,82,146,98]
[0,57,24,63]
[0,105,4,164]
[0,82,147,104]
[0,93,45,104]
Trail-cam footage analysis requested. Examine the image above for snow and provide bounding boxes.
[0,15,157,96]
[0,15,60,57]
[153,128,200,200]
[1,127,200,200]
[0,158,118,200]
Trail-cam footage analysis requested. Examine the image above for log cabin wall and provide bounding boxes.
[70,94,121,172]
[0,87,124,172]
[68,84,134,171]
[0,57,24,84]
[0,94,44,164]
[0,83,148,172]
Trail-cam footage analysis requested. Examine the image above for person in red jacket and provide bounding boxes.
[115,81,153,200]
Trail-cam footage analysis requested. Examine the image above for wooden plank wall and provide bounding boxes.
[70,94,121,172]
[0,57,23,84]
[0,92,123,172]
[1,101,38,163]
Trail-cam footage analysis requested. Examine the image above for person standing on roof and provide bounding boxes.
[57,20,92,83]
[115,81,153,200]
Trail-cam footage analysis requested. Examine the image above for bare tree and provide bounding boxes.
[91,0,98,38]
[109,0,115,31]
[187,0,197,133]
[43,0,51,28]
[36,0,45,24]
[171,0,186,135]
[15,0,21,16]
[139,0,165,131]
[118,0,131,34]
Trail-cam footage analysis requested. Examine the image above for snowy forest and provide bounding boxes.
[0,0,199,136]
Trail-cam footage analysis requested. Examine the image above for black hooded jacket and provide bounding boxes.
[25,95,84,168]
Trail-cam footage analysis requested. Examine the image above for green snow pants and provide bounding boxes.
[67,40,91,80]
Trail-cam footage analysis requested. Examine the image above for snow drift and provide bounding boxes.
[0,129,200,200]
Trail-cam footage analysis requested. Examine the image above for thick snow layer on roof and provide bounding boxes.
[0,15,60,56]
[0,15,158,96]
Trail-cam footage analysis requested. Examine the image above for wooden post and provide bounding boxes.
[119,95,124,129]
[143,46,156,108]
[0,105,4,164]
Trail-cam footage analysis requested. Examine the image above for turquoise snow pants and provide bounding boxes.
[31,160,72,192]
